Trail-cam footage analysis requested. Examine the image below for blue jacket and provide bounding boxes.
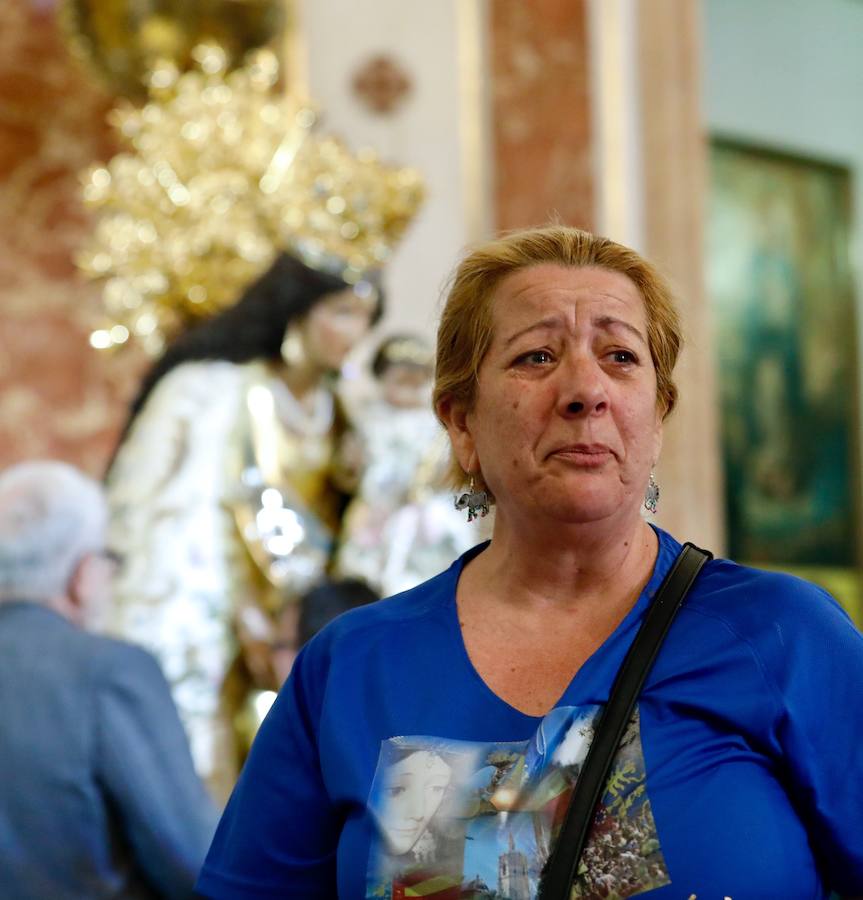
[0,601,217,899]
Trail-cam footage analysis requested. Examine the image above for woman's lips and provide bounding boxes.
[549,444,613,466]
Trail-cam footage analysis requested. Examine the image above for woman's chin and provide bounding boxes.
[526,486,635,527]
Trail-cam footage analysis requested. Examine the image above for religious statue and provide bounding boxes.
[80,45,423,799]
[334,335,476,598]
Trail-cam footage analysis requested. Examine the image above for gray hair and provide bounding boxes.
[0,461,107,602]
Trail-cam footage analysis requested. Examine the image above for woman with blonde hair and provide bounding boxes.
[197,226,863,899]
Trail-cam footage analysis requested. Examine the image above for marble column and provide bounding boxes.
[589,0,724,552]
[489,0,594,231]
[636,0,725,553]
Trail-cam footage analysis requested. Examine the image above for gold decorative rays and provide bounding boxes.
[77,45,424,355]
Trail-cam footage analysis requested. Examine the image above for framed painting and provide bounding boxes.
[706,140,859,616]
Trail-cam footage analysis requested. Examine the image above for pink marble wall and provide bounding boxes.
[489,0,594,232]
[0,0,146,477]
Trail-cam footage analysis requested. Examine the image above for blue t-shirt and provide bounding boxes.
[197,528,863,899]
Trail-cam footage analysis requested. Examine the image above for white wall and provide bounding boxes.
[295,0,491,342]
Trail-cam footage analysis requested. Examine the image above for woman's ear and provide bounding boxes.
[435,394,477,475]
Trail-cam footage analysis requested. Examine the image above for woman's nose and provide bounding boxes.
[405,788,425,820]
[557,354,608,417]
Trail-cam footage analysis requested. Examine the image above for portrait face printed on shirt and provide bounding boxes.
[365,715,671,898]
[378,749,453,856]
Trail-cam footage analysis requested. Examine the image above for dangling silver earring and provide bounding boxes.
[644,470,660,514]
[454,475,490,523]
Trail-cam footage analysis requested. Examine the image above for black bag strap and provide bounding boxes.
[538,542,712,900]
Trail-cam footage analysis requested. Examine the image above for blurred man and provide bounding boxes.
[0,461,216,899]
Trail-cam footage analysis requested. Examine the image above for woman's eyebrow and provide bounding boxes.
[594,315,647,345]
[502,317,562,348]
[502,314,646,348]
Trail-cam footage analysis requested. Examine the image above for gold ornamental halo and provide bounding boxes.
[77,44,425,355]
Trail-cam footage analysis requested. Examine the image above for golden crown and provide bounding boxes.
[77,43,425,355]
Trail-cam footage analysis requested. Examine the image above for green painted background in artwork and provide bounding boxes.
[707,142,858,575]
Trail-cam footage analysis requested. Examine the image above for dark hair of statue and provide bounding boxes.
[108,253,384,474]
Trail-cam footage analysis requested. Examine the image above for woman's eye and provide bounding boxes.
[516,349,554,366]
[610,349,637,365]
[386,785,406,798]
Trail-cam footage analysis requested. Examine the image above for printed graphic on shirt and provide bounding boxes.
[365,706,669,899]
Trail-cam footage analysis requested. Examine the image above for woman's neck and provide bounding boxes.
[465,510,658,616]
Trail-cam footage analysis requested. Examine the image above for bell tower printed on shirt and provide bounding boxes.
[498,832,531,899]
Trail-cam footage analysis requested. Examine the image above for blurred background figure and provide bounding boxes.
[265,576,379,689]
[298,577,379,648]
[0,460,215,900]
[334,334,477,597]
[106,253,382,799]
[79,40,424,799]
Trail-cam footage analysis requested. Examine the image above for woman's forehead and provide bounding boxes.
[391,750,449,773]
[488,264,646,335]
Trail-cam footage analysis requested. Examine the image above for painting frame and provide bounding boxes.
[706,137,861,624]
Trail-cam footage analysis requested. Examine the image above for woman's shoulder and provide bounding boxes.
[656,527,857,641]
[699,556,847,623]
[678,560,858,674]
[654,529,863,711]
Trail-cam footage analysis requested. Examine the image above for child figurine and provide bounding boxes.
[334,335,478,596]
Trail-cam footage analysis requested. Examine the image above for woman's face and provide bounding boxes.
[441,264,663,527]
[296,286,378,372]
[379,750,452,855]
